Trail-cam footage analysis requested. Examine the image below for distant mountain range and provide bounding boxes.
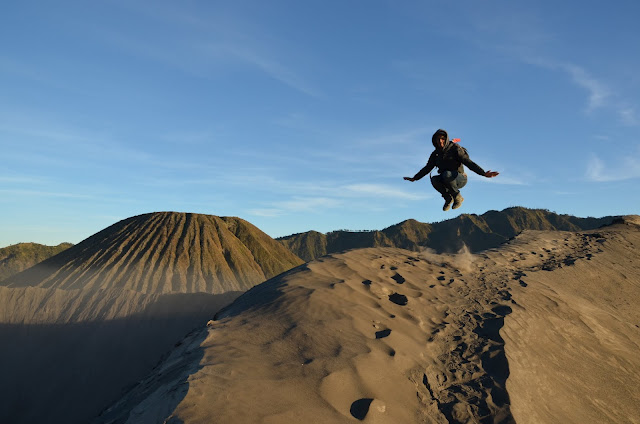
[277,207,616,261]
[0,242,72,281]
[1,208,617,284]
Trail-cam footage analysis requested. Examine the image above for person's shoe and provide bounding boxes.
[452,193,464,209]
[442,195,453,211]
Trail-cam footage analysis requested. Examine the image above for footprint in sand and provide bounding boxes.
[375,328,391,339]
[350,398,373,420]
[426,326,443,342]
[513,271,527,280]
[388,293,408,306]
[391,273,406,284]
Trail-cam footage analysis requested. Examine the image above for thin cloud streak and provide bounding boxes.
[0,189,95,199]
[520,56,611,112]
[586,152,640,182]
[0,175,50,184]
[467,172,528,186]
[245,181,431,218]
[561,64,610,112]
[210,43,322,98]
[1,117,216,172]
[87,6,322,98]
[341,184,428,200]
[619,107,639,126]
[248,197,342,218]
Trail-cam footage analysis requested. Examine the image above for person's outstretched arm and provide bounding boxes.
[458,146,499,178]
[404,152,436,182]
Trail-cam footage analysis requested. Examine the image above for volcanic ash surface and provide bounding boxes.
[100,216,640,424]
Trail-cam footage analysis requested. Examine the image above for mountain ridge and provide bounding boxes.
[278,207,616,261]
[0,242,72,281]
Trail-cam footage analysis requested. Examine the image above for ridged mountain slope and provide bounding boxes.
[278,207,616,260]
[3,212,303,294]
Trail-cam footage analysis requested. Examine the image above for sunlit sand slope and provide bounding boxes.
[98,216,640,423]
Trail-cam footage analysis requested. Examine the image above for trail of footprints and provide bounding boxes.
[347,231,608,420]
[350,254,514,421]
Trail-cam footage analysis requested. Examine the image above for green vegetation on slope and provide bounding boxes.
[0,242,72,281]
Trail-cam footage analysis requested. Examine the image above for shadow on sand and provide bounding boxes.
[0,291,240,424]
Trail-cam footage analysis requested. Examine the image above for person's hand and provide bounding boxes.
[404,176,416,182]
[484,170,499,178]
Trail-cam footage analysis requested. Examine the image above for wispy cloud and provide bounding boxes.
[205,42,322,98]
[247,208,284,218]
[341,184,429,200]
[452,6,635,121]
[0,115,214,173]
[561,64,610,112]
[466,167,530,185]
[248,196,342,217]
[619,107,639,126]
[586,151,640,182]
[244,178,432,218]
[0,175,50,184]
[0,189,95,199]
[520,56,611,113]
[352,127,433,148]
[159,130,219,145]
[86,3,322,98]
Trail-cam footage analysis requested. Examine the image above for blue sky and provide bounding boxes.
[2,0,639,247]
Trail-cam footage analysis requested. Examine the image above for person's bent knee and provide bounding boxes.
[431,175,447,194]
[442,170,459,181]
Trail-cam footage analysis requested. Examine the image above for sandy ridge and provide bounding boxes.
[97,216,640,423]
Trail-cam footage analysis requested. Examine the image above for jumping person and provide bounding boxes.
[404,129,499,211]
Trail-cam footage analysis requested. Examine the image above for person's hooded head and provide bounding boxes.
[432,129,450,151]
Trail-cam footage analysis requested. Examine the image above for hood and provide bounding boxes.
[432,129,451,151]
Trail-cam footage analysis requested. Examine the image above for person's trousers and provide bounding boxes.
[431,171,467,197]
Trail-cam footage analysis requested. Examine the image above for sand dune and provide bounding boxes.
[98,216,640,423]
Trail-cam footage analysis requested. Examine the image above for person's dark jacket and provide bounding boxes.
[412,129,486,181]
